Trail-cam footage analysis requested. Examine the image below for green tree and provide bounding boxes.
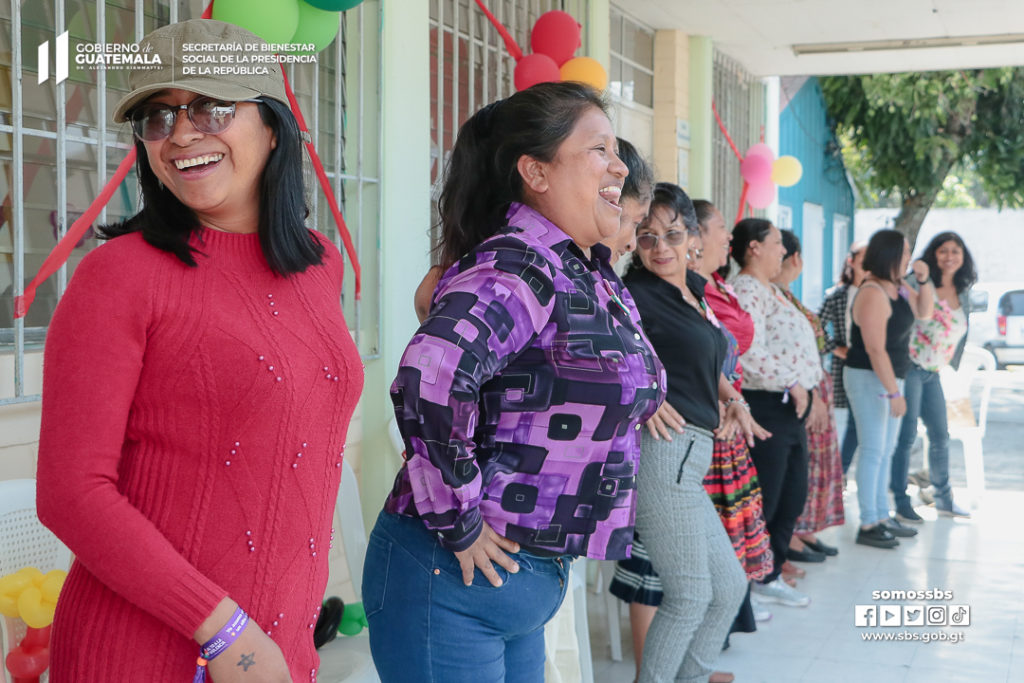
[821,68,1024,248]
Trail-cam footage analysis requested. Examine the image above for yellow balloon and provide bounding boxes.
[0,593,18,618]
[772,156,803,187]
[18,585,56,628]
[559,56,608,91]
[41,570,67,603]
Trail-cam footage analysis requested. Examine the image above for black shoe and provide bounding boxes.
[895,504,924,524]
[802,538,839,556]
[883,517,919,537]
[856,525,899,549]
[786,546,826,563]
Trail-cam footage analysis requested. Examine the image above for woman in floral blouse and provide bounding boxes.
[731,219,824,610]
[773,230,845,565]
[889,232,977,522]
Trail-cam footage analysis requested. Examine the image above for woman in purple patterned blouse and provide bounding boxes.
[361,83,666,682]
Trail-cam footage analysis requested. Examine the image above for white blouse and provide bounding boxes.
[731,274,824,392]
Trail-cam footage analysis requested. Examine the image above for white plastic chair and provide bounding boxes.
[0,479,72,683]
[591,560,625,662]
[920,344,997,509]
[315,462,379,683]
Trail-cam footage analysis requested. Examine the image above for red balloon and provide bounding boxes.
[5,645,50,678]
[20,627,51,650]
[514,53,561,91]
[530,10,581,66]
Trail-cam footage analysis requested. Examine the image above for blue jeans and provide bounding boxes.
[361,511,570,683]
[890,365,953,507]
[836,407,860,474]
[844,367,905,526]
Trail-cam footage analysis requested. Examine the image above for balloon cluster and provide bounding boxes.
[473,4,607,92]
[1,567,67,683]
[740,143,804,210]
[211,0,364,54]
[515,11,606,92]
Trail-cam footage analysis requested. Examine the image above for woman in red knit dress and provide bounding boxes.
[36,20,362,682]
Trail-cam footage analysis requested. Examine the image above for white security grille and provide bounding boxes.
[711,49,766,225]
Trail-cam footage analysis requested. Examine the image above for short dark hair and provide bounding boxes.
[436,82,608,268]
[627,182,697,273]
[780,229,801,259]
[920,231,977,294]
[730,218,774,268]
[100,96,323,275]
[861,229,906,283]
[617,137,653,205]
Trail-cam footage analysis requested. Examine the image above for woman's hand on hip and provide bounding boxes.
[646,401,686,441]
[890,395,907,418]
[453,521,521,587]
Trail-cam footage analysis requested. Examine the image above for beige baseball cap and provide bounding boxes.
[112,19,288,123]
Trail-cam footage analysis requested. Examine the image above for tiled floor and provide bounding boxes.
[588,486,1024,683]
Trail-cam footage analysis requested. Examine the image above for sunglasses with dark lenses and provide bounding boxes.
[636,230,688,251]
[130,96,262,141]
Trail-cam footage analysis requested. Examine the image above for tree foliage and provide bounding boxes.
[821,68,1024,248]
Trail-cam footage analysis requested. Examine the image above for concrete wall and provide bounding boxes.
[856,208,1024,283]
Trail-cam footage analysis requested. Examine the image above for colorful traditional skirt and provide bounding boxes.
[702,431,773,581]
[795,373,846,534]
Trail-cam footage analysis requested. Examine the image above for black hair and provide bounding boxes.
[919,231,977,294]
[100,96,323,275]
[693,200,715,230]
[840,241,867,286]
[436,82,608,268]
[627,182,697,273]
[617,137,653,205]
[730,218,774,268]
[780,229,801,259]
[861,229,907,283]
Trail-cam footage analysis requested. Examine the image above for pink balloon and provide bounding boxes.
[741,154,772,184]
[514,53,561,91]
[745,143,774,162]
[747,181,776,210]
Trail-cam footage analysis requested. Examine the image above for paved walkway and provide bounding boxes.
[590,369,1024,683]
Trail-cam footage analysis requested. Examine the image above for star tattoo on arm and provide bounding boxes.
[237,652,256,671]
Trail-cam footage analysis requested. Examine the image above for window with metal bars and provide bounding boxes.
[711,49,765,224]
[0,0,382,405]
[427,0,587,259]
[608,4,653,157]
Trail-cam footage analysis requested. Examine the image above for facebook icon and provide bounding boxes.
[854,605,878,627]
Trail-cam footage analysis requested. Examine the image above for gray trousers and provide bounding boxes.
[635,426,747,683]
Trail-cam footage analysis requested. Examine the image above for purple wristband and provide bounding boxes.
[193,607,249,683]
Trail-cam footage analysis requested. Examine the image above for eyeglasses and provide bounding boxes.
[687,247,704,260]
[130,96,262,141]
[636,230,688,251]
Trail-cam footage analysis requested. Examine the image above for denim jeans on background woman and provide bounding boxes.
[361,511,570,683]
[890,365,954,509]
[844,367,905,527]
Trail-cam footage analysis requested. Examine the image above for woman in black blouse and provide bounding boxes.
[624,183,767,683]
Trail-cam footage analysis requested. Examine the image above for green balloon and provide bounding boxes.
[303,0,364,11]
[287,1,342,55]
[213,0,300,45]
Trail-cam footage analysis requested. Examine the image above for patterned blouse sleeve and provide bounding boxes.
[818,288,846,350]
[390,241,556,551]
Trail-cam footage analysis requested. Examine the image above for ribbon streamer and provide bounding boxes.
[14,150,137,318]
[280,68,361,298]
[473,0,523,61]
